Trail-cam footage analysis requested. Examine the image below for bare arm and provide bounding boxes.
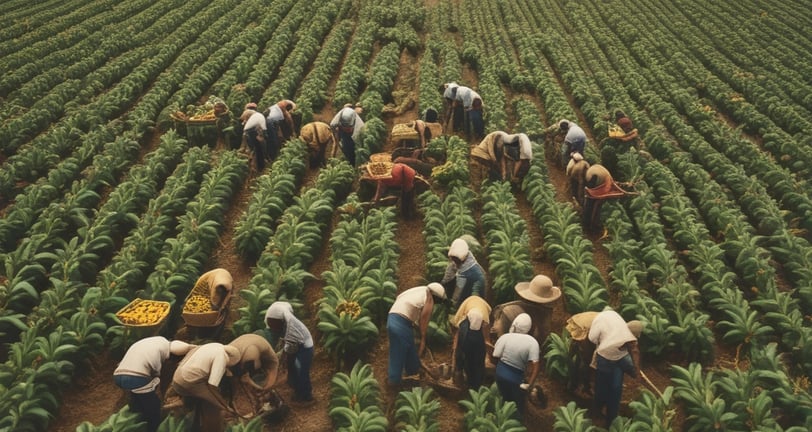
[526,360,540,387]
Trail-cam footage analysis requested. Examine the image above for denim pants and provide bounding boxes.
[594,353,635,425]
[455,320,486,389]
[387,313,419,384]
[338,131,356,166]
[495,361,526,417]
[286,345,313,401]
[114,374,160,432]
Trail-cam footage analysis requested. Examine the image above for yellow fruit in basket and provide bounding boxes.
[184,294,212,313]
[117,300,168,325]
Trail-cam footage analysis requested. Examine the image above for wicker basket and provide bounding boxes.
[181,280,230,327]
[365,161,394,179]
[369,153,392,163]
[116,298,170,332]
[391,123,419,140]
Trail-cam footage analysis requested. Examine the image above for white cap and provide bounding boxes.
[509,313,532,334]
[427,282,446,299]
[448,238,469,261]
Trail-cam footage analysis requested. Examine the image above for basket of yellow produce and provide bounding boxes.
[365,161,394,180]
[181,281,231,328]
[116,298,171,332]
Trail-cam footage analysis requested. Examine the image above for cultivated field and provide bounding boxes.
[1,0,810,431]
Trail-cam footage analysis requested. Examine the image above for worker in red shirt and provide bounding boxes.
[373,162,417,218]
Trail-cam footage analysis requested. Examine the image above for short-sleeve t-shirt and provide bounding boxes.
[492,333,540,371]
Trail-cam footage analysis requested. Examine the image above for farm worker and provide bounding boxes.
[455,86,485,139]
[614,110,634,134]
[582,164,626,233]
[240,103,268,172]
[491,274,562,346]
[387,283,447,386]
[265,301,315,404]
[588,308,643,426]
[546,119,587,166]
[171,342,242,432]
[113,336,196,432]
[441,236,487,309]
[372,162,418,219]
[330,103,364,167]
[470,131,508,181]
[193,268,233,312]
[450,295,492,390]
[227,334,280,393]
[265,99,297,161]
[442,82,463,132]
[501,132,533,183]
[566,152,590,204]
[491,313,540,418]
[212,101,240,150]
[565,311,643,398]
[300,121,336,168]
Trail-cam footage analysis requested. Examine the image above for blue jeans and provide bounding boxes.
[455,320,485,389]
[287,345,314,401]
[387,313,419,384]
[338,131,356,166]
[594,353,635,425]
[495,361,526,417]
[114,375,160,432]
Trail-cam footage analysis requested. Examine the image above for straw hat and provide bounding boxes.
[515,275,561,304]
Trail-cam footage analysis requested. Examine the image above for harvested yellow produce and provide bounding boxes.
[335,300,362,318]
[116,299,170,326]
[189,110,216,120]
[184,294,212,313]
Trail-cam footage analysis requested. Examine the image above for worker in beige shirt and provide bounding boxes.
[172,343,241,432]
[450,295,492,389]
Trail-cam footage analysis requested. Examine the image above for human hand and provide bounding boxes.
[519,383,530,391]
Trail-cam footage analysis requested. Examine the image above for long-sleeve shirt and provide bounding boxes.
[455,86,482,109]
[282,315,314,353]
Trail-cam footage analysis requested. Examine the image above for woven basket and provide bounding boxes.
[116,298,170,331]
[391,122,419,140]
[365,161,394,179]
[181,278,229,327]
[369,153,392,163]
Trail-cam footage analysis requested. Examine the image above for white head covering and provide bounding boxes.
[427,282,447,299]
[467,310,484,331]
[265,301,294,322]
[448,238,470,261]
[509,313,532,334]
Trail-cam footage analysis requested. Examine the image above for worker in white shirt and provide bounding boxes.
[113,336,195,432]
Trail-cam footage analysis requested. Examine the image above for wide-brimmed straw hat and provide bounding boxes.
[515,275,561,304]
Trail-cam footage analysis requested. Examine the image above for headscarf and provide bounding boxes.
[448,238,470,261]
[265,301,294,322]
[224,345,241,366]
[509,313,532,334]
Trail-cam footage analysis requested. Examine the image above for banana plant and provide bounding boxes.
[395,387,440,432]
[552,402,597,432]
[329,362,387,431]
[75,406,145,432]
